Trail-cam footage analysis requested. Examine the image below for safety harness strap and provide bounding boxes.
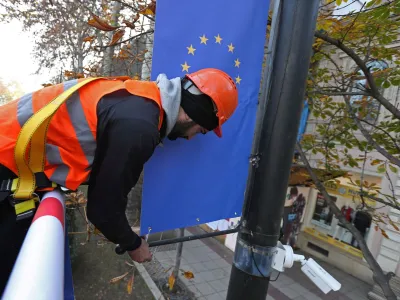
[12,77,104,219]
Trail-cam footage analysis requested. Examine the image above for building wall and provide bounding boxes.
[303,12,400,278]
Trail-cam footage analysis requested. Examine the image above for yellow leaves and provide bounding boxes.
[117,48,130,59]
[109,29,125,46]
[127,274,134,294]
[183,271,194,279]
[381,229,389,239]
[138,1,156,15]
[371,159,382,166]
[389,220,400,232]
[336,0,348,5]
[88,13,119,31]
[83,36,95,43]
[109,272,129,284]
[109,267,135,295]
[168,273,176,291]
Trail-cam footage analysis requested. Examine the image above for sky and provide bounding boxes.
[0,19,51,94]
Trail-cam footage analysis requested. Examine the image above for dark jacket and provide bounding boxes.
[86,90,165,251]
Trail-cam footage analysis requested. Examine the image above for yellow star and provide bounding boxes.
[181,62,190,72]
[235,75,242,84]
[228,43,235,53]
[215,34,223,44]
[234,58,241,68]
[200,34,208,45]
[187,44,196,55]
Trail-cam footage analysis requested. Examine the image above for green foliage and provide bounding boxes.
[302,1,400,232]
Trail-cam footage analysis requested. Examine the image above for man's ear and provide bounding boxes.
[178,106,192,122]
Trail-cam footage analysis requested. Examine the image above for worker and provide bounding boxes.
[0,68,238,293]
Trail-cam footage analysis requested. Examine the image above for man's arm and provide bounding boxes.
[87,98,160,252]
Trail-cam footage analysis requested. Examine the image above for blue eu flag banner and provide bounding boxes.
[141,0,270,234]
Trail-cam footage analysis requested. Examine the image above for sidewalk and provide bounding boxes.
[153,227,371,300]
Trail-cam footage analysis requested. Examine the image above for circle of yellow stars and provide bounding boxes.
[181,33,242,85]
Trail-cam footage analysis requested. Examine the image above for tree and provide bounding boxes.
[0,0,100,76]
[299,0,400,299]
[0,78,24,105]
[0,0,155,80]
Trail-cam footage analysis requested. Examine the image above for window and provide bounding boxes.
[349,60,388,123]
[312,193,337,228]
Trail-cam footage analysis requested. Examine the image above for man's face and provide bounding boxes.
[167,119,208,140]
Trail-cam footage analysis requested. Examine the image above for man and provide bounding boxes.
[0,68,238,293]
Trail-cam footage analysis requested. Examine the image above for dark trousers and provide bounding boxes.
[0,166,33,296]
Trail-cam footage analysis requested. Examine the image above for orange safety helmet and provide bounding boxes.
[185,68,238,137]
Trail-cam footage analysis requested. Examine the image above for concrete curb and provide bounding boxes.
[133,261,165,300]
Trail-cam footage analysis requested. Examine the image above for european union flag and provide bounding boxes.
[141,0,270,234]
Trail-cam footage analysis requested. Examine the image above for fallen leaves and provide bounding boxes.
[127,274,134,294]
[109,272,129,284]
[183,271,194,279]
[109,260,137,295]
[65,190,87,207]
[381,229,389,239]
[168,273,176,291]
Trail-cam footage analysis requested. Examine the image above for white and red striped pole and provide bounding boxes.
[2,190,66,300]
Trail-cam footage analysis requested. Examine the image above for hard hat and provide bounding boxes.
[185,68,238,137]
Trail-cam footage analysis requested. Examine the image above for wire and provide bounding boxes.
[270,272,281,282]
[251,248,266,277]
[250,246,283,283]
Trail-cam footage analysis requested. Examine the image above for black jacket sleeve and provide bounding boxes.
[87,93,161,251]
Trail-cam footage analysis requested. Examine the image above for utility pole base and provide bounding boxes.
[226,265,270,300]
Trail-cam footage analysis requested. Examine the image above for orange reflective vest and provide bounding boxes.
[0,78,164,191]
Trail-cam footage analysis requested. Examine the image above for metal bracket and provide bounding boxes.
[233,237,277,277]
[249,153,261,168]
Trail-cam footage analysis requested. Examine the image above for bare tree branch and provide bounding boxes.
[326,0,396,17]
[360,193,400,210]
[314,31,400,120]
[315,90,370,96]
[357,117,400,153]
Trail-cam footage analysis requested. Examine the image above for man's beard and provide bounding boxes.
[167,120,197,140]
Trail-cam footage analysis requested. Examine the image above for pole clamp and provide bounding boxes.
[233,237,277,277]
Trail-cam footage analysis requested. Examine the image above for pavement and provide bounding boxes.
[152,226,372,300]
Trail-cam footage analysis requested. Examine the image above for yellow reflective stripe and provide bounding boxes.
[13,77,104,200]
[15,199,36,215]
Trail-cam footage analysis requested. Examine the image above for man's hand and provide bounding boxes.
[128,238,153,263]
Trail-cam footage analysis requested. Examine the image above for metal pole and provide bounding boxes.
[115,226,240,254]
[226,1,320,299]
[170,228,185,292]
